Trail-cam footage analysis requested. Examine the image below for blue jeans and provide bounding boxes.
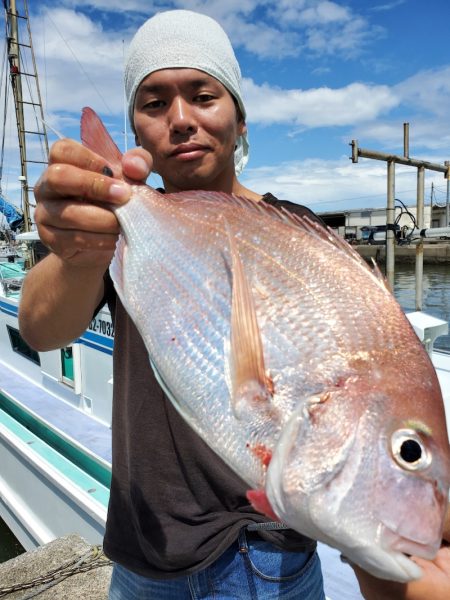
[108,528,325,599]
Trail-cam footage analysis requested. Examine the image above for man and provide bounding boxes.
[20,9,325,599]
[19,9,450,600]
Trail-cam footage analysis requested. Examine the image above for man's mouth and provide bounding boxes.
[170,144,209,160]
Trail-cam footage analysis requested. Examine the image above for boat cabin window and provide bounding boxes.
[60,347,75,387]
[6,325,40,366]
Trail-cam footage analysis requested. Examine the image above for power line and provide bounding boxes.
[312,186,430,207]
[45,11,113,115]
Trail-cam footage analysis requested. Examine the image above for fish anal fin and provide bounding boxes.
[247,489,280,521]
[226,222,274,419]
[80,107,123,177]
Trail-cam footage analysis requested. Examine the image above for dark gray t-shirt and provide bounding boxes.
[102,195,321,579]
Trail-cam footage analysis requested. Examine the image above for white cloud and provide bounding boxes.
[394,66,450,117]
[223,15,300,59]
[49,0,381,60]
[57,0,159,12]
[178,1,383,59]
[268,0,384,57]
[32,8,126,115]
[273,0,351,26]
[240,157,446,212]
[370,1,406,12]
[243,79,399,127]
[346,66,450,152]
[351,120,450,153]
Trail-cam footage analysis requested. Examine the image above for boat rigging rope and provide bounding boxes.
[45,10,114,116]
[0,22,9,193]
[0,545,112,598]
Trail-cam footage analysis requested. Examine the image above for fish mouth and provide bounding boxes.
[375,549,423,582]
[381,523,440,561]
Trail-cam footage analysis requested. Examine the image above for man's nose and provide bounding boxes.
[168,97,196,134]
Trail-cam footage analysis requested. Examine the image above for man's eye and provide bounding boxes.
[144,100,165,109]
[195,94,215,103]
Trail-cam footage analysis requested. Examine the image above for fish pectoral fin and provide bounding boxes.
[226,222,275,420]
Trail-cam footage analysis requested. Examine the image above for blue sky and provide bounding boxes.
[1,0,449,215]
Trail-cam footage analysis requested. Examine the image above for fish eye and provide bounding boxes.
[391,429,431,471]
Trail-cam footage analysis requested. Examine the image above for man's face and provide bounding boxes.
[133,68,246,193]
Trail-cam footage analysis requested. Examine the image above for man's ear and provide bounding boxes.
[238,120,247,137]
[135,134,141,147]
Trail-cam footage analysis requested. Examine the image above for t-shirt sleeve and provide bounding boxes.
[93,270,115,317]
[261,194,325,227]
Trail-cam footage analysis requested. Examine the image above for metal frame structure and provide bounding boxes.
[350,125,450,309]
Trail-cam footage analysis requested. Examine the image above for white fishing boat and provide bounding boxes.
[0,3,449,599]
[0,0,113,551]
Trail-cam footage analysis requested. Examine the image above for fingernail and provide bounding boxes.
[109,182,130,201]
[129,156,149,173]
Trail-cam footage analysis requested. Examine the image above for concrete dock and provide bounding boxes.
[0,535,112,599]
[355,242,450,264]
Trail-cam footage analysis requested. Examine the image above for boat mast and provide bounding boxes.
[5,0,48,233]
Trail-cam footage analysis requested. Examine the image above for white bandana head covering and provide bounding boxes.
[125,9,249,175]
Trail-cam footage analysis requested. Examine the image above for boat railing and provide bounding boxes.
[0,262,26,297]
[406,312,449,357]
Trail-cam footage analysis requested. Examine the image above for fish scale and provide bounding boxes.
[81,107,450,583]
[115,190,403,468]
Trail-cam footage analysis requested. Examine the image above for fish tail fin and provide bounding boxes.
[80,107,123,176]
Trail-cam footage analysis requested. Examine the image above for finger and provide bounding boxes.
[351,564,406,600]
[435,546,450,569]
[35,163,130,205]
[35,200,120,234]
[122,147,153,182]
[442,504,450,543]
[49,138,115,175]
[39,226,119,258]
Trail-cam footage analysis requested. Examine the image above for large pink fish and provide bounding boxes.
[81,107,450,582]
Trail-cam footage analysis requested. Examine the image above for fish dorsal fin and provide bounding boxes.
[226,220,274,419]
[370,257,391,290]
[80,107,123,177]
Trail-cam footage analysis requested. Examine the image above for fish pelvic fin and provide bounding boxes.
[226,221,275,420]
[80,107,123,177]
[247,489,280,521]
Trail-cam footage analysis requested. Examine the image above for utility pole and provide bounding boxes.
[446,161,450,227]
[350,125,450,309]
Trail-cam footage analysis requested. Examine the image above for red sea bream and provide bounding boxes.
[81,107,450,583]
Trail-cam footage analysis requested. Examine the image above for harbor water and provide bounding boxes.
[394,263,450,352]
[0,517,25,563]
[0,263,449,563]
